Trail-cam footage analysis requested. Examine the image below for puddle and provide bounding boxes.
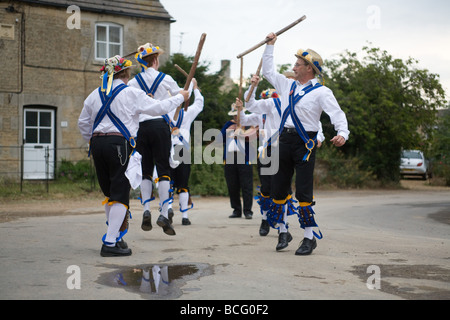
[96,263,212,299]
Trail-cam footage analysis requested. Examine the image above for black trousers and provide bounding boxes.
[270,130,317,203]
[136,119,171,181]
[91,135,132,207]
[170,146,191,192]
[224,152,253,215]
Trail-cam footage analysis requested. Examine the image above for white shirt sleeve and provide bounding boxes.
[130,87,184,116]
[186,88,204,119]
[262,45,291,93]
[244,91,277,115]
[239,111,261,127]
[78,94,95,142]
[319,88,350,141]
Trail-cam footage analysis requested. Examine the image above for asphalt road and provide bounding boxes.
[0,185,449,302]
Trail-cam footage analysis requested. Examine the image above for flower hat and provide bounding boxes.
[135,43,164,72]
[100,55,133,97]
[295,49,323,75]
[260,88,279,99]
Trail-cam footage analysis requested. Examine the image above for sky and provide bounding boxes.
[159,0,450,100]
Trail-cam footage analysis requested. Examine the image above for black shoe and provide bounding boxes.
[100,243,132,257]
[182,218,191,225]
[168,208,174,224]
[295,237,317,255]
[229,212,242,218]
[259,220,270,236]
[156,214,176,236]
[276,231,293,251]
[141,210,152,231]
[244,212,253,219]
[116,238,128,249]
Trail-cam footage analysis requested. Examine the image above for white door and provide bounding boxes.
[23,108,55,179]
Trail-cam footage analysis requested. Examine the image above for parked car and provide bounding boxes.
[400,150,432,180]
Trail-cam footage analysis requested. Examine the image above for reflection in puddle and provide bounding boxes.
[97,263,211,299]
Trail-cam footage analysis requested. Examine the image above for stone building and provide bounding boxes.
[0,0,174,179]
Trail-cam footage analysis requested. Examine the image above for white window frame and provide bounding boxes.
[95,22,123,60]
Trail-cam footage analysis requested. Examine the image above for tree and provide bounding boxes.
[323,45,447,182]
[430,108,450,185]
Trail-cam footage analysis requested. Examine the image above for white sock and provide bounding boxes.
[179,192,189,218]
[304,227,314,240]
[105,202,111,222]
[158,180,171,218]
[161,266,169,285]
[278,209,288,233]
[152,265,161,294]
[140,269,151,292]
[262,210,268,220]
[140,179,153,211]
[104,203,127,246]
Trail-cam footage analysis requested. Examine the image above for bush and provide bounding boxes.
[189,163,228,196]
[433,157,450,186]
[315,144,375,188]
[57,159,95,182]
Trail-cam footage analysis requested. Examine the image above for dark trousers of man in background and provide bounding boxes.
[225,152,253,219]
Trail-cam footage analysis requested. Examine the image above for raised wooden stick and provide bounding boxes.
[245,58,263,102]
[236,15,306,59]
[236,57,244,128]
[174,64,189,78]
[123,51,137,58]
[173,33,207,120]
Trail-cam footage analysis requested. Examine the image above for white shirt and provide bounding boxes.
[243,88,281,147]
[78,79,184,142]
[242,88,325,147]
[127,67,184,122]
[263,45,349,141]
[168,88,204,145]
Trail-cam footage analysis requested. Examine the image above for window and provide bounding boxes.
[95,22,123,60]
[24,109,53,144]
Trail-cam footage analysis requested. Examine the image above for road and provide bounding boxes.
[0,180,449,302]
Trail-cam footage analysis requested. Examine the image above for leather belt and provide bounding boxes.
[282,127,297,134]
[92,132,123,137]
[282,128,318,136]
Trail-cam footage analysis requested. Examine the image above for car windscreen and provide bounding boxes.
[401,151,421,159]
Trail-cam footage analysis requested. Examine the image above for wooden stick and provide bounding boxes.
[173,33,207,120]
[245,58,263,102]
[238,57,244,100]
[236,15,306,59]
[124,51,137,58]
[174,64,189,78]
[236,57,244,128]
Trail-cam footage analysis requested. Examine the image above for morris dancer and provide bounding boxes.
[167,79,204,225]
[78,55,189,256]
[262,33,349,255]
[245,75,324,250]
[242,76,286,242]
[128,43,192,236]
